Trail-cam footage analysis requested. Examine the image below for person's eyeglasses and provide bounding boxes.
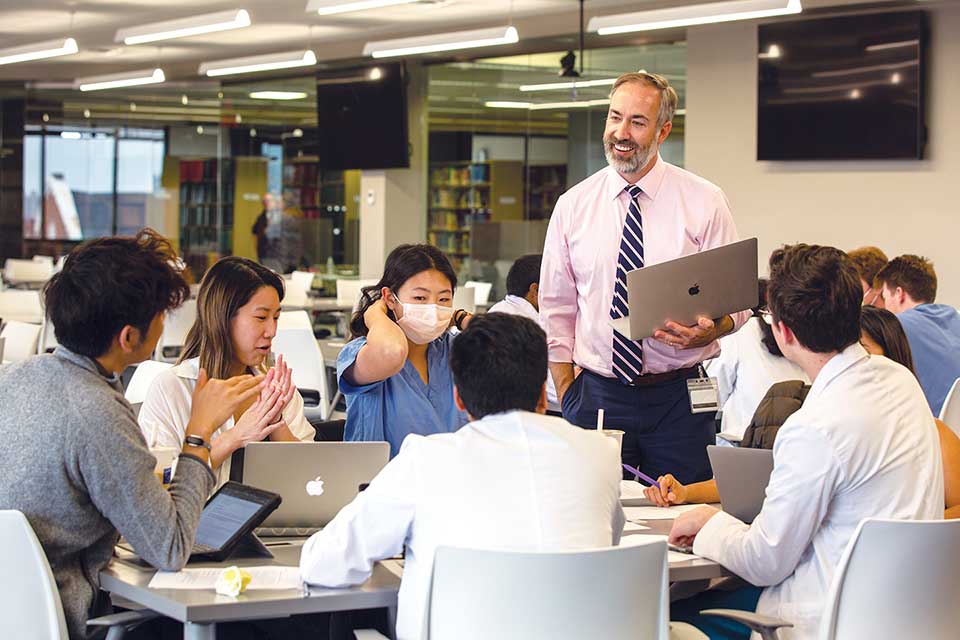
[755,307,774,325]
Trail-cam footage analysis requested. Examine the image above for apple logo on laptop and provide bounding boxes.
[305,476,325,496]
[688,283,701,296]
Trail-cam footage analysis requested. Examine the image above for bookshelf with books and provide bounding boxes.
[283,156,352,265]
[526,164,567,220]
[428,160,523,266]
[178,158,234,276]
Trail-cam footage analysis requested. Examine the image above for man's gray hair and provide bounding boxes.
[609,71,679,129]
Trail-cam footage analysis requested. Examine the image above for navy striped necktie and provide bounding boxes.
[610,184,646,384]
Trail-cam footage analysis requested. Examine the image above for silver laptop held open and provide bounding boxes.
[242,441,389,536]
[707,445,774,524]
[609,237,759,341]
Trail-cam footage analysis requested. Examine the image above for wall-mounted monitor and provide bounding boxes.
[315,62,409,170]
[758,11,927,161]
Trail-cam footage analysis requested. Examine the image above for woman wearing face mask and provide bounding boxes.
[338,244,471,456]
[139,257,316,487]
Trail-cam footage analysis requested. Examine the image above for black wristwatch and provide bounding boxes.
[184,435,211,451]
[453,308,469,331]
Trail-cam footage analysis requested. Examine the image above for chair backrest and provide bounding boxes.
[428,541,669,640]
[282,271,314,309]
[36,316,59,355]
[938,378,960,436]
[272,327,329,414]
[32,255,55,267]
[124,360,173,407]
[452,286,476,314]
[155,300,198,362]
[336,278,378,309]
[464,281,493,306]
[819,518,960,640]
[0,510,68,639]
[3,258,52,284]
[278,310,313,332]
[0,290,44,324]
[0,321,42,363]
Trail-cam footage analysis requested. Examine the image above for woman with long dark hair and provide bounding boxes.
[338,244,471,456]
[139,257,315,486]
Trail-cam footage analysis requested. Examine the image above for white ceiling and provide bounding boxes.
[0,0,898,82]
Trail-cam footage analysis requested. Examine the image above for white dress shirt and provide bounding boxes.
[137,357,316,487]
[539,157,751,377]
[299,410,625,640]
[486,294,559,409]
[705,317,809,441]
[693,343,943,640]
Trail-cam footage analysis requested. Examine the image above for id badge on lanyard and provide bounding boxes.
[687,365,720,414]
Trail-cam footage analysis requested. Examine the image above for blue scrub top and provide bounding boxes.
[336,333,469,457]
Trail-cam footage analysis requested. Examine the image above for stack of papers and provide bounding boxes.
[148,566,303,591]
[623,504,702,522]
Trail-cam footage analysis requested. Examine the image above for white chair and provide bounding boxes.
[336,279,378,311]
[32,255,55,267]
[0,510,158,639]
[282,271,315,309]
[124,361,173,406]
[0,321,42,363]
[272,324,332,422]
[154,300,197,362]
[278,310,314,332]
[452,286,476,314]
[701,518,960,639]
[938,377,960,436]
[356,540,705,640]
[36,316,59,355]
[3,258,52,286]
[0,290,44,324]
[464,280,493,306]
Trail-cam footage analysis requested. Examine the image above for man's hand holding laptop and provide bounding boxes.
[652,314,735,349]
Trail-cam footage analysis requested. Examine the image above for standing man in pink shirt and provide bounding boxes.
[540,71,751,483]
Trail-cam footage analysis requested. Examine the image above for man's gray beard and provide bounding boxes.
[604,139,658,175]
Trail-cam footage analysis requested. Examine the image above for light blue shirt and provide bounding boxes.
[897,303,960,415]
[337,333,468,457]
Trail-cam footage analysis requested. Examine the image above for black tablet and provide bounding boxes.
[191,482,281,562]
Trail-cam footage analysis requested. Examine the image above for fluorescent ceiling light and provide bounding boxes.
[519,78,616,92]
[60,131,82,140]
[865,39,919,53]
[116,10,250,45]
[199,50,316,77]
[76,68,165,92]
[249,90,309,100]
[484,98,610,111]
[589,0,802,35]
[363,25,518,58]
[0,38,78,66]
[307,0,420,15]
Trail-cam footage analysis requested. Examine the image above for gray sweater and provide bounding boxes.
[0,347,215,639]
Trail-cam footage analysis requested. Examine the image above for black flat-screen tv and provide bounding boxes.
[758,11,927,160]
[315,62,409,170]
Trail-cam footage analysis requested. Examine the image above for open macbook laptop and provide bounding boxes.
[707,445,774,524]
[243,441,390,537]
[609,237,759,341]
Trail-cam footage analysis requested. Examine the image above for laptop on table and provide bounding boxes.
[242,441,390,537]
[707,445,774,524]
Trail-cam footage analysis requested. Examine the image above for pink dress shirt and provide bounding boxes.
[539,157,751,377]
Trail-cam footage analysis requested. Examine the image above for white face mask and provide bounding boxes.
[396,301,453,344]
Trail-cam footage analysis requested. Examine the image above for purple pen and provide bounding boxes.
[622,463,661,489]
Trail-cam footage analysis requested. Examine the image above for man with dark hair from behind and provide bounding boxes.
[875,254,960,415]
[0,230,266,639]
[487,253,559,410]
[300,313,624,640]
[668,244,942,640]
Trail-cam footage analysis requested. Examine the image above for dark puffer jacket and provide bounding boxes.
[740,380,811,449]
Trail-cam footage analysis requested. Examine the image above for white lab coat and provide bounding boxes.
[706,317,809,441]
[137,357,316,488]
[486,295,560,409]
[694,343,943,640]
[299,410,625,640]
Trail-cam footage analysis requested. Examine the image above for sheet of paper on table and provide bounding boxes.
[148,566,302,590]
[618,534,702,562]
[620,480,654,502]
[623,504,702,522]
[623,521,651,533]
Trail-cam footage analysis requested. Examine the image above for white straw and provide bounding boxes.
[597,408,604,431]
